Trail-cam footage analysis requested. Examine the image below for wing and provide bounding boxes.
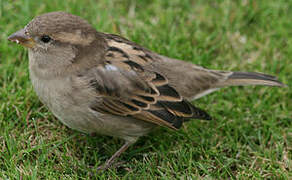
[83,34,211,130]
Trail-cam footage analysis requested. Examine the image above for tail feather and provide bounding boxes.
[219,72,285,87]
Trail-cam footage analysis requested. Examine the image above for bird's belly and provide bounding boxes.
[30,76,98,132]
[54,106,154,141]
[30,75,154,141]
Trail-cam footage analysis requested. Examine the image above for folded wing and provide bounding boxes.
[84,36,211,129]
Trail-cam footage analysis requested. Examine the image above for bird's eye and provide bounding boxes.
[40,35,51,43]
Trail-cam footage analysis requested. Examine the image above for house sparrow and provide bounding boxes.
[8,12,285,170]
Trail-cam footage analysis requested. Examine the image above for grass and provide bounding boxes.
[0,0,291,179]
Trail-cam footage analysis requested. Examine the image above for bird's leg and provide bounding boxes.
[97,141,133,170]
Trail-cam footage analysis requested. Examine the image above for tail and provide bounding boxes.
[191,71,285,100]
[218,71,286,87]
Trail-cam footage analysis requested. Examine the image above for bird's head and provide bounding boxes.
[8,11,98,50]
[8,12,106,78]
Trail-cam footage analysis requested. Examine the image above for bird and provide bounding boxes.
[8,11,285,170]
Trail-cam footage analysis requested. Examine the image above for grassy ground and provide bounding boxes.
[0,0,291,179]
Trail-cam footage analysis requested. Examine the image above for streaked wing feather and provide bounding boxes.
[88,34,211,129]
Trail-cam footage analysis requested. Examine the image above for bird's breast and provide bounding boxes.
[29,68,102,131]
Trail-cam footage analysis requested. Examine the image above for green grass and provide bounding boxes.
[0,0,291,179]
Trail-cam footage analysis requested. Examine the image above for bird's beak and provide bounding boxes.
[8,29,36,48]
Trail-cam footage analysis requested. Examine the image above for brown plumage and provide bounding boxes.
[8,12,285,170]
